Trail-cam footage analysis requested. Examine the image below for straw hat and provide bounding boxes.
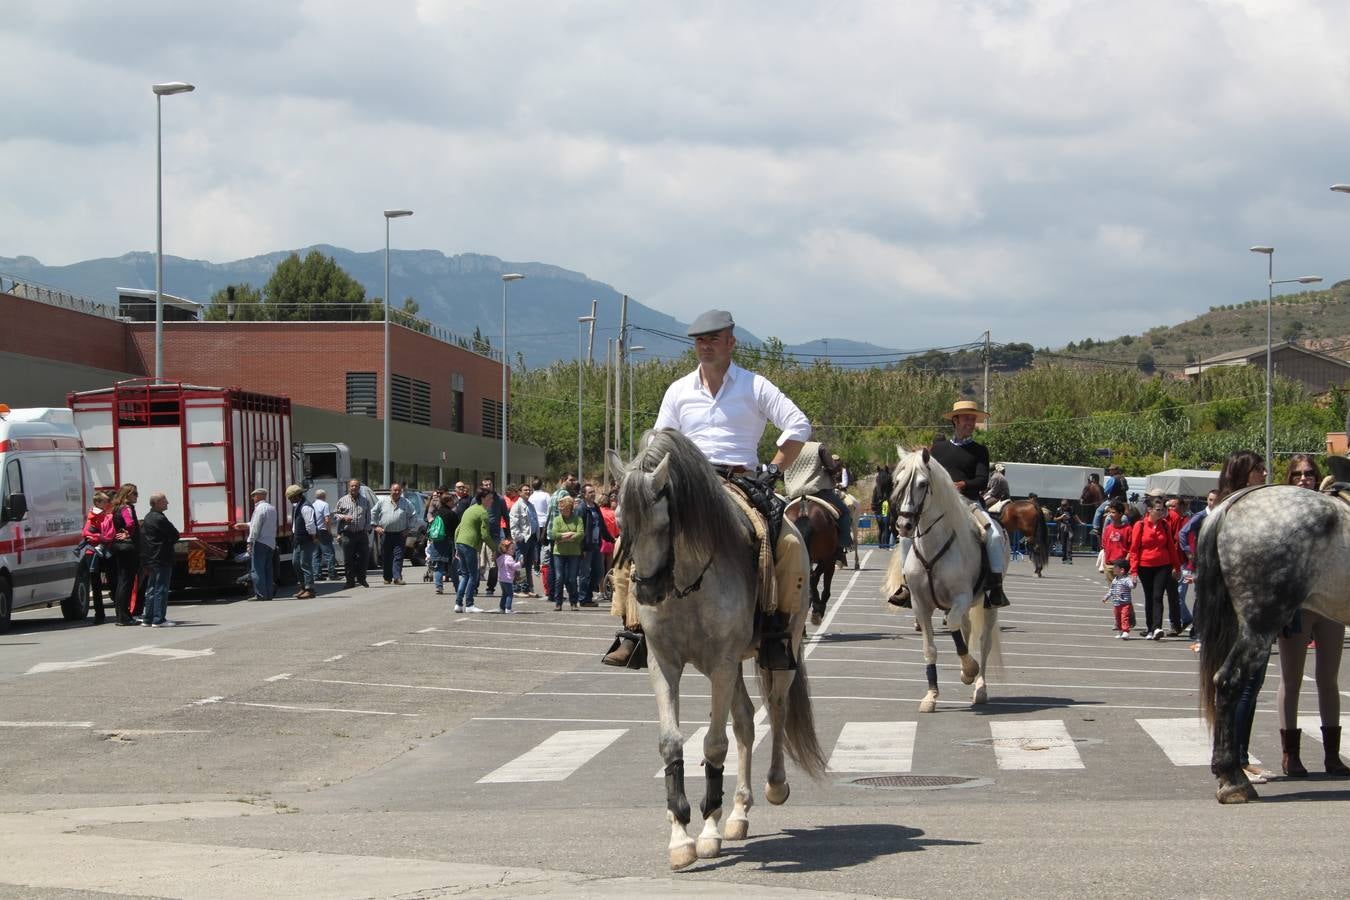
[942,399,989,421]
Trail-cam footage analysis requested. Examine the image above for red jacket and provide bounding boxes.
[1101,520,1132,562]
[82,506,114,553]
[1130,517,1182,573]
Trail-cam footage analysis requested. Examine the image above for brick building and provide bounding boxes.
[0,283,545,488]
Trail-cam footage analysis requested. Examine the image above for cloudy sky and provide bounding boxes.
[5,0,1350,350]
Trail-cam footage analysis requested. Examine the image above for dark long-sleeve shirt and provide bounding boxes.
[930,438,989,504]
[141,509,180,566]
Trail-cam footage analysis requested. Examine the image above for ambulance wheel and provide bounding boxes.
[62,565,91,620]
[0,577,11,632]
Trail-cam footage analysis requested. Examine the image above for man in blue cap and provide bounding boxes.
[603,309,811,669]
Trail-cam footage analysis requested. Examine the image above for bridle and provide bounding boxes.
[628,485,714,601]
[896,462,957,607]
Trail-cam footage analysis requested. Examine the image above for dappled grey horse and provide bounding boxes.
[609,429,825,869]
[1196,483,1350,803]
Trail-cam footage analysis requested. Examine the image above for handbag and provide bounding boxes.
[428,515,445,541]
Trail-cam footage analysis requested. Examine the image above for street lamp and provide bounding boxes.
[1331,184,1350,194]
[628,345,645,456]
[501,273,525,490]
[382,209,413,489]
[577,315,597,479]
[1250,246,1321,481]
[151,81,194,382]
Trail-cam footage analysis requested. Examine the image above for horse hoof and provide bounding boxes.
[670,840,698,870]
[960,661,979,685]
[765,781,790,805]
[973,685,987,704]
[724,817,749,841]
[1217,781,1259,804]
[696,837,722,859]
[810,610,822,626]
[919,698,937,714]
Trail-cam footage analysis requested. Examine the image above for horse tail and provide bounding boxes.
[1195,507,1236,726]
[792,506,815,554]
[1033,506,1050,567]
[758,662,827,779]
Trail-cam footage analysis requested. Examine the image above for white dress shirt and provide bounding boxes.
[654,362,811,468]
[528,490,551,533]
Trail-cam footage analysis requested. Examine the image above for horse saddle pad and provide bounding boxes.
[784,494,840,521]
[986,499,1010,516]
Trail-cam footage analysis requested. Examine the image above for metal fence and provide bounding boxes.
[0,273,125,321]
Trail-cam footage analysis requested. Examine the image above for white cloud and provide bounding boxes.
[5,0,1350,351]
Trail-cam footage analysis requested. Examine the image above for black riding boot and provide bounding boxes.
[757,612,797,670]
[887,584,912,608]
[985,572,1010,608]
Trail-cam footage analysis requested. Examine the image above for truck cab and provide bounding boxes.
[0,405,94,629]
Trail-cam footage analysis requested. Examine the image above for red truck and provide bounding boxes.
[67,380,295,588]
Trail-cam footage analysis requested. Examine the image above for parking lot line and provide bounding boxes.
[225,701,420,717]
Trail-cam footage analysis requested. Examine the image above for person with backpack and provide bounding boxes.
[425,486,459,595]
[286,484,319,599]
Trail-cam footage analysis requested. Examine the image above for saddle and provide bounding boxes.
[784,493,842,522]
[986,498,1010,516]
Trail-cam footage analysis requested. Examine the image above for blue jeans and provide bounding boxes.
[144,562,172,623]
[429,539,454,591]
[499,581,515,611]
[251,543,275,600]
[877,514,891,548]
[553,554,580,606]
[317,533,336,579]
[295,540,318,589]
[381,530,405,582]
[579,549,604,604]
[455,543,480,606]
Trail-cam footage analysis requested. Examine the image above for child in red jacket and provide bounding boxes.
[80,492,115,622]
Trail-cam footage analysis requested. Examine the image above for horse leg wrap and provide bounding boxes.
[700,763,725,819]
[925,663,938,690]
[951,630,969,657]
[665,759,691,826]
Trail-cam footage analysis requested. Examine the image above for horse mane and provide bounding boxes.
[619,428,748,562]
[893,448,974,527]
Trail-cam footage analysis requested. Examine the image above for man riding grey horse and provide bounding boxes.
[604,308,810,669]
[890,399,1011,609]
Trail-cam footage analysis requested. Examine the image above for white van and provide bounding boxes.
[0,405,94,630]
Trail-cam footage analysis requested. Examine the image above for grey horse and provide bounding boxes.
[608,429,825,869]
[1196,483,1350,803]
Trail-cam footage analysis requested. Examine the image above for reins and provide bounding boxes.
[900,466,958,611]
[628,484,716,601]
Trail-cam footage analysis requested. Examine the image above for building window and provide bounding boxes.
[482,397,504,440]
[450,372,465,433]
[346,372,377,418]
[391,374,431,426]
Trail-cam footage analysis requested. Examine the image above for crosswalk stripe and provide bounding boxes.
[990,720,1084,769]
[652,721,770,778]
[1136,718,1261,766]
[477,729,626,783]
[1298,715,1326,741]
[827,722,915,772]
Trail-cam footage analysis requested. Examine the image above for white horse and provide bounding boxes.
[882,445,1003,712]
[609,429,826,870]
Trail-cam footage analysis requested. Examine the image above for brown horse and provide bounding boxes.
[998,500,1049,576]
[787,498,840,625]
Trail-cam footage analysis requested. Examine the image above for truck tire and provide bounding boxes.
[0,576,11,632]
[61,562,91,620]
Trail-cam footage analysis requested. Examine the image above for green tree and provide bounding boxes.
[203,283,265,320]
[1282,320,1303,342]
[264,250,372,321]
[1136,352,1155,374]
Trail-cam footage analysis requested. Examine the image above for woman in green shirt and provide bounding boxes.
[550,495,583,610]
[454,488,493,612]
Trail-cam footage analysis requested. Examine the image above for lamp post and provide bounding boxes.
[577,315,597,479]
[628,345,645,456]
[500,274,525,490]
[382,209,413,488]
[1250,246,1321,481]
[151,81,194,382]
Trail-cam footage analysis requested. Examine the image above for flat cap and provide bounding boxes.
[687,309,734,337]
[250,487,268,497]
[1145,487,1167,498]
[285,484,304,500]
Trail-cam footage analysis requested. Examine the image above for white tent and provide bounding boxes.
[998,462,1102,501]
[1145,468,1220,497]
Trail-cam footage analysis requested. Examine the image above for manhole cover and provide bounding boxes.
[851,774,979,789]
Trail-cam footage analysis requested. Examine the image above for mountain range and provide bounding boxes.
[0,247,898,368]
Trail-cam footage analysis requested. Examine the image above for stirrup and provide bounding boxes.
[602,628,648,669]
[757,629,798,671]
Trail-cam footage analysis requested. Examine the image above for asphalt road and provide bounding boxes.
[3,550,1350,898]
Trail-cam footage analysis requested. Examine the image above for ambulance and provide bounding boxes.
[0,405,94,630]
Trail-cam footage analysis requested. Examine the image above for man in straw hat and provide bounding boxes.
[894,399,1011,608]
[603,309,811,669]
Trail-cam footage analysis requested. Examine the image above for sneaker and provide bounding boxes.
[435,588,444,595]
[1120,631,1130,640]
[1151,629,1163,641]
[158,620,175,627]
[141,620,154,627]
[503,609,514,614]
[467,605,485,613]
[454,605,464,613]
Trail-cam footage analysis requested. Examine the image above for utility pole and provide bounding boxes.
[982,330,991,423]
[603,338,613,485]
[586,299,598,363]
[615,295,628,458]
